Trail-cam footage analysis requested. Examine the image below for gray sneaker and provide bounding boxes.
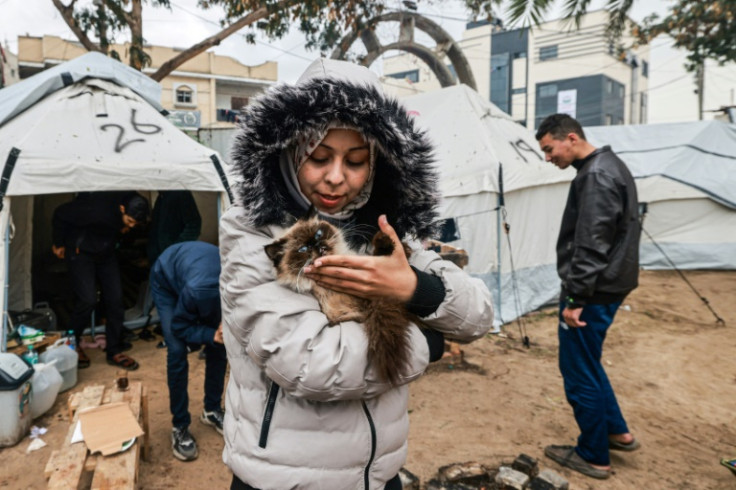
[171,426,198,461]
[200,408,224,435]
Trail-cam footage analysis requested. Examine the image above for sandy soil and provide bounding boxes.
[1,270,735,489]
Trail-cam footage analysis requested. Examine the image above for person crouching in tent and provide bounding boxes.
[51,191,149,370]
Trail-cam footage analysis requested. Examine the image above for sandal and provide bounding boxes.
[609,437,641,452]
[544,445,610,480]
[107,353,139,371]
[76,347,91,369]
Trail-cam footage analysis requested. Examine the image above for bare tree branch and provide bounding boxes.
[51,0,104,53]
[150,0,295,81]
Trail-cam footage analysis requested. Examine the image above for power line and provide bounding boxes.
[170,3,314,62]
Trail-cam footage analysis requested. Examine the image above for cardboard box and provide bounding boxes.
[78,402,144,456]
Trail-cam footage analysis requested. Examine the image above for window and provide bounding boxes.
[490,53,510,112]
[231,97,249,111]
[606,80,613,94]
[513,51,527,59]
[511,87,526,95]
[539,84,557,98]
[642,60,649,78]
[640,93,648,123]
[174,84,196,106]
[539,45,558,61]
[617,85,625,98]
[605,114,613,126]
[386,69,419,83]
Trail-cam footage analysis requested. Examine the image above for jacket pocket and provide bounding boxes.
[258,381,280,448]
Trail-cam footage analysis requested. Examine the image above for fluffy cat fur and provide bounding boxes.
[264,216,413,385]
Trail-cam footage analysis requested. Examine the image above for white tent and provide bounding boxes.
[585,120,736,270]
[0,53,233,349]
[403,85,575,327]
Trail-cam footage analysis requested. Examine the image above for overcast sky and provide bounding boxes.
[1,0,672,83]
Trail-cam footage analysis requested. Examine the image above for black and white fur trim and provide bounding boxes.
[229,77,440,244]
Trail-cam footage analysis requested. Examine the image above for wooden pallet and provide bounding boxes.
[44,382,150,490]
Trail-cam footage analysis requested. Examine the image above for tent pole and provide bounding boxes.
[1,218,8,352]
[496,198,502,324]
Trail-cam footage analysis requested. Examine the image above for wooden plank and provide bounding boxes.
[140,387,150,462]
[47,385,105,490]
[90,382,143,490]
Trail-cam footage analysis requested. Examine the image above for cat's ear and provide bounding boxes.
[306,205,318,220]
[264,239,286,267]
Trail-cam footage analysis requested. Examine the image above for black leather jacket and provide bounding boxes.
[558,146,640,305]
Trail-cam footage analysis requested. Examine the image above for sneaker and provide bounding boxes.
[200,408,224,435]
[171,426,198,461]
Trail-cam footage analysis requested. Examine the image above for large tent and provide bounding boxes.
[403,84,575,327]
[586,121,736,270]
[0,52,232,350]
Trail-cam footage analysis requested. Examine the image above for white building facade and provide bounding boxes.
[384,10,650,130]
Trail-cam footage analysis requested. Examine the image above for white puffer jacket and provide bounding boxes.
[220,58,493,490]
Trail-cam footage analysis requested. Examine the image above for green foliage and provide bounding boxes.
[467,0,633,41]
[200,0,387,53]
[68,0,171,69]
[636,0,736,72]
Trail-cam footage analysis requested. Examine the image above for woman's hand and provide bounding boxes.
[304,215,417,303]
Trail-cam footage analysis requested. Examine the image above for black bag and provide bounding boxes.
[8,302,57,332]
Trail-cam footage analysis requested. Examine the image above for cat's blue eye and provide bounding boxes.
[314,229,323,240]
[298,246,309,253]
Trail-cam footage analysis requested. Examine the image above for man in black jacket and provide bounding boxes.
[536,114,641,480]
[52,191,149,370]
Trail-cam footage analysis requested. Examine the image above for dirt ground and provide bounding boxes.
[1,270,735,489]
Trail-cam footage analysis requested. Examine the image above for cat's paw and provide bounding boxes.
[372,232,395,256]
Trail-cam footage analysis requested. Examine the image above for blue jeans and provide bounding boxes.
[558,301,629,466]
[151,273,227,429]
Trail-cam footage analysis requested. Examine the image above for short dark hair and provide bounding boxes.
[535,113,587,142]
[122,192,150,223]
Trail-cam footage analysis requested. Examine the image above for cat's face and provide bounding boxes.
[264,217,350,291]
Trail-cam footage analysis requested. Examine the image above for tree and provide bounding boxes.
[463,0,635,39]
[635,1,736,72]
[51,0,388,80]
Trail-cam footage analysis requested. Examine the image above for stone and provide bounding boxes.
[399,467,420,490]
[511,453,539,478]
[495,466,530,490]
[528,469,569,490]
[437,461,493,487]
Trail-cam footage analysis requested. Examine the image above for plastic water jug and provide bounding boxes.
[39,339,78,393]
[31,361,63,419]
[0,353,33,447]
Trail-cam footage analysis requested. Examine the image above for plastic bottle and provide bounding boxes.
[23,345,39,365]
[67,330,76,351]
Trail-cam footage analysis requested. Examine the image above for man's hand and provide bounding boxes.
[304,215,417,303]
[562,306,587,327]
[214,324,224,344]
[52,245,65,259]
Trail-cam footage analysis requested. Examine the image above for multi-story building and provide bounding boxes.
[0,43,20,88]
[16,35,276,130]
[383,10,649,129]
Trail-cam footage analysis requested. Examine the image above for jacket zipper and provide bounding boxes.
[362,401,377,489]
[258,382,280,448]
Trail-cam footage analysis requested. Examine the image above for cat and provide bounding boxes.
[264,215,414,385]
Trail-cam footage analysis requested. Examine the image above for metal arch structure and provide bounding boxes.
[330,11,477,90]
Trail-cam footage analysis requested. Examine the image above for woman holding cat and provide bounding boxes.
[220,58,493,490]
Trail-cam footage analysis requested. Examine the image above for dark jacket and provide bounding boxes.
[146,190,202,264]
[52,192,126,256]
[151,241,220,345]
[558,145,640,304]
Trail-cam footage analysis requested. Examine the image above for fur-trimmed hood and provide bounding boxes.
[230,58,440,244]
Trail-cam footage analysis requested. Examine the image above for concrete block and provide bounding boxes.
[495,465,530,490]
[528,469,569,490]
